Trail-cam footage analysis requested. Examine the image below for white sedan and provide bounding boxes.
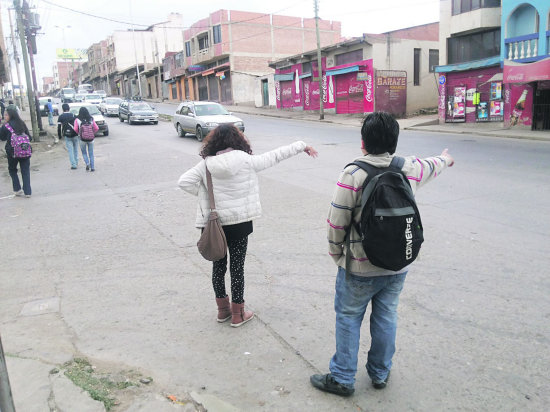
[84,94,102,105]
[99,97,123,116]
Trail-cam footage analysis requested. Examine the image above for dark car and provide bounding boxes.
[119,100,159,125]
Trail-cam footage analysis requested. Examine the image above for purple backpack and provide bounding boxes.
[79,119,95,141]
[5,123,32,159]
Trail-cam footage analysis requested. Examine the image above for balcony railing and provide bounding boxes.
[505,33,539,60]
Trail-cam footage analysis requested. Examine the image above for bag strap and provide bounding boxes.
[205,166,216,211]
[5,123,14,134]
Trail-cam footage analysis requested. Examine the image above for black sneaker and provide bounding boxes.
[310,374,354,397]
[372,371,390,389]
[86,165,90,171]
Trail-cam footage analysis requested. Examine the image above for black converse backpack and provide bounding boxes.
[346,157,424,271]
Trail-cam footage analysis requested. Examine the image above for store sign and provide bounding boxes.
[439,74,446,85]
[56,48,86,60]
[357,72,369,81]
[375,71,407,117]
[503,58,550,83]
[188,65,204,72]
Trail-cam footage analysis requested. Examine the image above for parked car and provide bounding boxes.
[96,90,107,99]
[38,97,59,116]
[60,87,76,103]
[68,103,109,136]
[83,93,102,105]
[118,100,159,125]
[74,93,86,103]
[172,101,245,141]
[77,84,93,94]
[99,97,123,116]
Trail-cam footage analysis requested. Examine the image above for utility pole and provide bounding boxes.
[8,7,25,110]
[129,0,142,97]
[314,0,325,120]
[14,0,39,140]
[22,0,43,132]
[0,334,16,412]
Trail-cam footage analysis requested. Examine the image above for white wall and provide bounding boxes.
[372,37,440,114]
[232,72,259,105]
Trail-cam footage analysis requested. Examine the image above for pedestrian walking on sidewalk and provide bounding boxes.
[310,112,455,397]
[46,99,55,126]
[0,99,5,119]
[58,103,78,169]
[0,107,32,197]
[178,124,318,327]
[74,107,98,172]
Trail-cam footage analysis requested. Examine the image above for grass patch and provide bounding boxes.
[63,358,137,411]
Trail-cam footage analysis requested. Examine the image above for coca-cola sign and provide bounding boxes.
[365,74,373,103]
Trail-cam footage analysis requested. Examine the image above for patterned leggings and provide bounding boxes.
[212,237,248,304]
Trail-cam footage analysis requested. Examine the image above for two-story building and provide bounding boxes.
[162,10,341,105]
[269,23,440,116]
[502,0,550,130]
[435,0,503,125]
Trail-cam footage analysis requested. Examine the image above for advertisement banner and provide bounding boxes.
[375,70,407,117]
[275,63,302,109]
[503,58,550,83]
[56,48,86,60]
[333,59,374,114]
[505,83,533,126]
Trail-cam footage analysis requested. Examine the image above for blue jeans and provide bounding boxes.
[65,136,79,167]
[79,140,94,169]
[329,267,407,388]
[47,112,54,126]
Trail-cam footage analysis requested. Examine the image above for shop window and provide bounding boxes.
[429,49,439,72]
[452,0,499,15]
[335,49,363,66]
[448,29,500,64]
[302,62,312,74]
[413,49,420,86]
[213,25,222,44]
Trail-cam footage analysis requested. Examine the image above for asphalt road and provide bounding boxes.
[1,113,549,411]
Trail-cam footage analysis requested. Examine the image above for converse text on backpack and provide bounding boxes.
[405,217,413,260]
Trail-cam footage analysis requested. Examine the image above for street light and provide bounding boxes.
[54,25,72,88]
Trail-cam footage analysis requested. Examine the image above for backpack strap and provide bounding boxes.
[4,123,14,134]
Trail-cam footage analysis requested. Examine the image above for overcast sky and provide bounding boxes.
[1,0,440,87]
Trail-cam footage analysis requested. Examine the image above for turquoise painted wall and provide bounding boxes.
[502,0,550,58]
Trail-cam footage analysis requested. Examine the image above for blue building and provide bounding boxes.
[502,0,550,130]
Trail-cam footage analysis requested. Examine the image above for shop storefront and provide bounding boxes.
[436,57,504,124]
[504,58,550,130]
[188,63,232,104]
[326,59,374,114]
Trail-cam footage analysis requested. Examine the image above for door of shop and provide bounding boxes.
[533,88,550,130]
[262,79,269,106]
[198,76,208,101]
[280,81,294,108]
[335,72,364,114]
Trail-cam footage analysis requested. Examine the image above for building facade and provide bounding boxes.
[0,3,10,94]
[53,61,82,90]
[42,76,54,95]
[162,10,342,105]
[269,23,440,116]
[502,0,550,130]
[436,0,503,125]
[81,13,184,98]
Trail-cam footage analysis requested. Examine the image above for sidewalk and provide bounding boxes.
[147,98,550,141]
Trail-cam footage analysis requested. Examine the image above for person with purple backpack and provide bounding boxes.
[0,106,32,197]
[74,106,98,172]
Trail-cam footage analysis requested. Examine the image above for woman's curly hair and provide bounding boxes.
[199,124,252,158]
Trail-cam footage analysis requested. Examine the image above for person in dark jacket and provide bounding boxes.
[0,106,32,197]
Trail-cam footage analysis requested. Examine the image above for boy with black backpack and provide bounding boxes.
[311,112,454,397]
[57,103,78,169]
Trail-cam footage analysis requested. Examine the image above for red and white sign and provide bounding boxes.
[503,58,550,84]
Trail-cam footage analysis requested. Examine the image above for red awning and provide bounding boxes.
[503,58,550,83]
[201,69,215,77]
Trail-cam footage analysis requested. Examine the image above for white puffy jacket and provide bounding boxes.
[178,141,307,227]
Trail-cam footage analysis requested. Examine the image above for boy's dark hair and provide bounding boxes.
[62,103,70,112]
[361,112,399,155]
[48,98,52,102]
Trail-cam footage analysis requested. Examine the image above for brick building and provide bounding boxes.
[163,10,341,105]
[53,61,80,90]
[42,76,54,95]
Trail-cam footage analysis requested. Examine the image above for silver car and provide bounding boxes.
[172,101,245,141]
[99,97,123,116]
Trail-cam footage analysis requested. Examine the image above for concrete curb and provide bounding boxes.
[404,126,550,142]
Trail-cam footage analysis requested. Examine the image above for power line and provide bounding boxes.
[39,0,310,30]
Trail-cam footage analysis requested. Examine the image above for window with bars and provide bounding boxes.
[413,48,420,86]
[448,29,500,64]
[429,49,439,72]
[185,41,191,57]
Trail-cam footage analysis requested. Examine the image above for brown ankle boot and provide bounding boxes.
[216,296,231,323]
[230,302,254,327]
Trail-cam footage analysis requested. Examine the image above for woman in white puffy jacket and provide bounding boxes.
[179,124,317,327]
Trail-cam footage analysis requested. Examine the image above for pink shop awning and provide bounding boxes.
[503,58,550,83]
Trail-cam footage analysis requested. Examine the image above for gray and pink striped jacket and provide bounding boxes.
[327,152,451,277]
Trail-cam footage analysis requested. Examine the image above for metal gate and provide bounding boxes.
[533,89,550,130]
